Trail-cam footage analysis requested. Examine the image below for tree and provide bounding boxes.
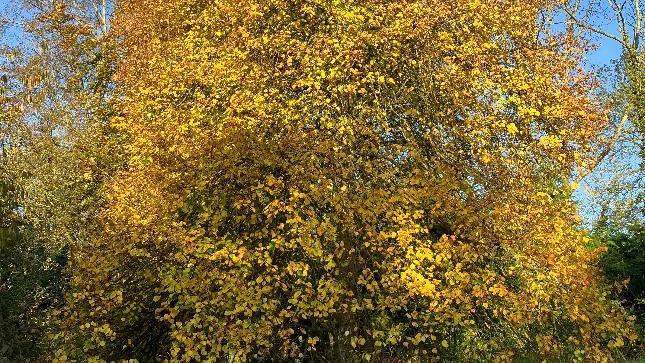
[0,0,117,359]
[0,0,117,249]
[563,0,644,335]
[50,0,638,361]
[563,0,642,169]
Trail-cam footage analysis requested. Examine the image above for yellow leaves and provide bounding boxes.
[507,95,521,104]
[49,0,634,361]
[287,261,309,277]
[506,122,519,135]
[401,269,437,298]
[410,246,434,264]
[480,151,492,164]
[405,108,419,117]
[307,336,320,346]
[607,337,624,348]
[523,107,541,117]
[569,181,579,190]
[128,248,151,257]
[538,134,563,148]
[316,220,336,237]
[488,284,509,298]
[411,332,426,345]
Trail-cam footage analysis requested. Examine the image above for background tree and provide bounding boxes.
[563,0,644,334]
[0,0,117,360]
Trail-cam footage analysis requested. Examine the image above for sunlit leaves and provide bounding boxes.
[50,0,639,361]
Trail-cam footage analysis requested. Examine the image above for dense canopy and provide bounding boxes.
[47,0,638,361]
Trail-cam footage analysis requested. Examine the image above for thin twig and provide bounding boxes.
[563,4,628,46]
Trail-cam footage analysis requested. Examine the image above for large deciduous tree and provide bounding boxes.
[53,0,637,361]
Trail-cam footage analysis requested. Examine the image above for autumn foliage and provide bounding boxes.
[43,0,639,361]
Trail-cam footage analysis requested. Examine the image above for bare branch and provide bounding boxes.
[576,105,633,185]
[634,0,642,49]
[607,0,630,44]
[563,4,629,46]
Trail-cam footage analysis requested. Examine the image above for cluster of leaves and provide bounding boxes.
[590,209,644,359]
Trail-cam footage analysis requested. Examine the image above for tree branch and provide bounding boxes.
[575,105,633,185]
[563,4,628,46]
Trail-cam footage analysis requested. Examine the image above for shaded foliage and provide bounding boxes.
[0,173,66,361]
[596,219,645,320]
